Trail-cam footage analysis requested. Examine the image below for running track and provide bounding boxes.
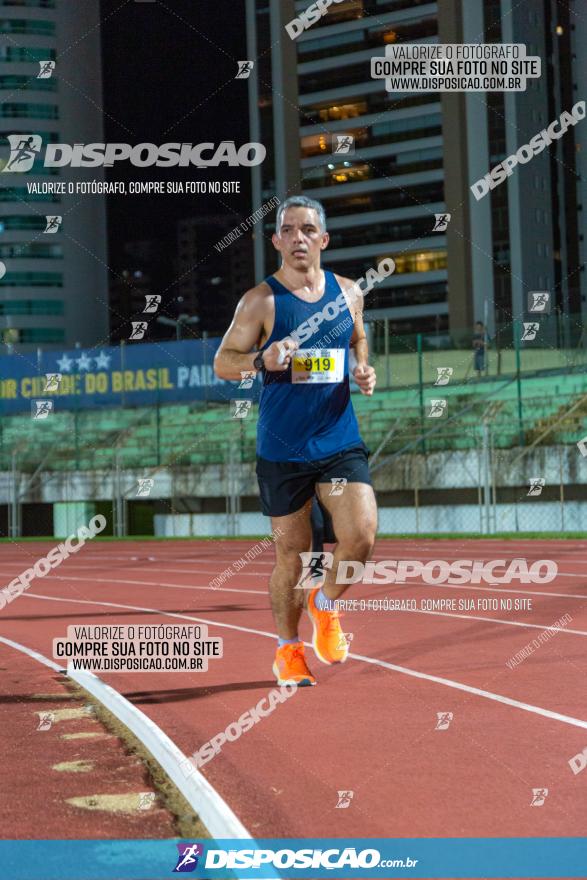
[1,538,586,848]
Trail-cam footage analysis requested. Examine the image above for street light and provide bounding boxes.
[157,313,200,340]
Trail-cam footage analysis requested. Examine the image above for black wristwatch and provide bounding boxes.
[253,350,265,372]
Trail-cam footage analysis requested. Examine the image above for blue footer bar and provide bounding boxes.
[0,838,586,879]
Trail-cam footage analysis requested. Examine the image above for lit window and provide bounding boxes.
[330,162,370,184]
[388,250,448,274]
[300,133,329,157]
[318,101,367,122]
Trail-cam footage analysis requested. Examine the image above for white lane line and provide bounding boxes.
[0,571,266,597]
[406,608,587,636]
[1,570,584,603]
[0,634,63,673]
[0,634,272,858]
[348,649,587,730]
[20,592,587,732]
[9,558,587,582]
[396,582,587,601]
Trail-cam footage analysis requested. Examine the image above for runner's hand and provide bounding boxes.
[263,338,299,372]
[353,363,376,396]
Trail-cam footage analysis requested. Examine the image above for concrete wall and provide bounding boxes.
[2,443,585,537]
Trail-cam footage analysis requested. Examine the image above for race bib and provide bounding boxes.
[291,348,344,384]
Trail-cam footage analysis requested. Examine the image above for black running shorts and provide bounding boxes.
[256,443,371,517]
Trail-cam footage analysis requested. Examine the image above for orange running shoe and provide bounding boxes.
[273,642,316,687]
[307,588,348,665]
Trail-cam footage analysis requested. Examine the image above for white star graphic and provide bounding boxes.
[76,352,92,371]
[94,350,111,370]
[56,353,74,373]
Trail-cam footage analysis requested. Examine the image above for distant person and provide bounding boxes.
[472,321,489,376]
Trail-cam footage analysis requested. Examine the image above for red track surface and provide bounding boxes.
[1,538,586,851]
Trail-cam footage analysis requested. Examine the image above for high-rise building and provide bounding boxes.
[246,0,585,343]
[0,0,109,351]
[176,215,254,336]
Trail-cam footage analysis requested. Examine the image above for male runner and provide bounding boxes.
[214,196,378,686]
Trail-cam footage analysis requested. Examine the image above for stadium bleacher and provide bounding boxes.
[2,370,586,472]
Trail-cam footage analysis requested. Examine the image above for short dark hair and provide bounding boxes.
[276,196,327,232]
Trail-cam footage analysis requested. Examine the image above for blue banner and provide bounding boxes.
[0,339,260,414]
[0,838,585,879]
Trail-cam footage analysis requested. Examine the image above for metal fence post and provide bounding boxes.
[384,317,390,389]
[514,320,524,445]
[417,333,425,452]
[559,444,565,532]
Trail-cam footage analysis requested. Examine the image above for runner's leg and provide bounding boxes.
[270,499,313,639]
[315,482,377,601]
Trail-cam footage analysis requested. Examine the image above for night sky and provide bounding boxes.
[99,0,251,266]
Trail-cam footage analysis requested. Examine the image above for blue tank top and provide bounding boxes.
[256,270,362,462]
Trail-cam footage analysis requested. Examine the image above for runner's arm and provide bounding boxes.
[349,303,369,369]
[214,287,297,379]
[336,275,376,396]
[214,289,266,380]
